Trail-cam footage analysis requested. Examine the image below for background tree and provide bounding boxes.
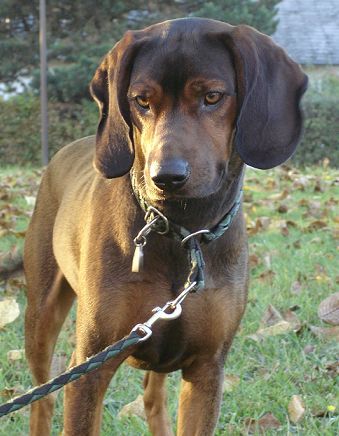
[1,0,279,99]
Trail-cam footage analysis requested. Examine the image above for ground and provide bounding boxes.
[0,164,338,435]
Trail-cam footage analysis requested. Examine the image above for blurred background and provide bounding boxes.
[0,2,338,435]
[0,0,338,168]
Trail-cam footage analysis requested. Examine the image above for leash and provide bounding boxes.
[0,182,242,418]
[0,282,196,418]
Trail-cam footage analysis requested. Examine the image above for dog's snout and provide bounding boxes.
[150,159,190,191]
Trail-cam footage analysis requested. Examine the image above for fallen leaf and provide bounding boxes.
[309,325,339,340]
[269,189,289,201]
[277,204,288,213]
[0,386,24,400]
[118,394,146,420]
[282,309,302,332]
[0,299,20,328]
[247,320,293,342]
[249,254,261,268]
[303,344,315,354]
[223,374,240,392]
[260,304,283,328]
[325,361,339,377]
[7,349,25,361]
[244,412,281,433]
[306,220,328,232]
[290,281,303,295]
[258,270,275,283]
[288,395,305,423]
[318,292,339,325]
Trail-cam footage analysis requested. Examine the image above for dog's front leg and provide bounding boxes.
[177,355,225,436]
[62,304,132,436]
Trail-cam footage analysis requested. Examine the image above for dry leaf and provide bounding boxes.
[260,304,283,328]
[325,361,339,377]
[7,349,25,361]
[303,344,315,354]
[318,293,339,325]
[282,309,302,332]
[277,204,288,213]
[0,298,20,328]
[249,254,261,268]
[290,281,303,295]
[306,220,328,232]
[223,374,240,393]
[288,395,305,423]
[248,320,292,342]
[269,189,289,201]
[258,270,275,283]
[244,412,281,434]
[309,325,339,340]
[118,394,146,420]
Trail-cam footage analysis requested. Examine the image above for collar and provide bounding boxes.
[130,172,243,291]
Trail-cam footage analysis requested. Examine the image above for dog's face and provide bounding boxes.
[128,34,237,201]
[90,18,308,206]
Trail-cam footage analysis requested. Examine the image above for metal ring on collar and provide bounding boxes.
[181,229,211,246]
[145,206,169,235]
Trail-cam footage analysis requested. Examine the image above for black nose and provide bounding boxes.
[150,159,190,191]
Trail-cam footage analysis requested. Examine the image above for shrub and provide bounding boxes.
[0,95,98,165]
[292,74,339,167]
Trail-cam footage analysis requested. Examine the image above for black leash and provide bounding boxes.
[0,281,196,418]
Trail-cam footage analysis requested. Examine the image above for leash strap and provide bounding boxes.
[0,331,141,418]
[0,280,197,418]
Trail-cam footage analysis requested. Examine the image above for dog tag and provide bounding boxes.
[132,244,144,273]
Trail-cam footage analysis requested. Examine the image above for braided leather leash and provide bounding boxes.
[0,281,196,418]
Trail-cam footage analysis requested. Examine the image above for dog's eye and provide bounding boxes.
[204,92,223,106]
[135,96,150,110]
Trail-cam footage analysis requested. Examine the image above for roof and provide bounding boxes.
[273,0,339,65]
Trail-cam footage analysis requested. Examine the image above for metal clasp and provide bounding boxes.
[131,281,197,341]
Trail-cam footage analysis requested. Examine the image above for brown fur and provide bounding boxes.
[24,18,307,435]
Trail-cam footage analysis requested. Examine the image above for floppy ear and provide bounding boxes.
[226,25,308,169]
[90,32,141,178]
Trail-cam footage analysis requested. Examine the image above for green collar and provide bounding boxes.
[130,173,243,291]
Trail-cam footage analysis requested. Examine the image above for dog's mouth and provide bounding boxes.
[143,167,226,203]
[131,167,230,228]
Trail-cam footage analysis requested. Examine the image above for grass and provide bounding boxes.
[0,164,338,435]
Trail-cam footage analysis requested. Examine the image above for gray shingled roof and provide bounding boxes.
[273,0,339,65]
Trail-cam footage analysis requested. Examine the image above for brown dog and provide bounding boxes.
[24,18,307,435]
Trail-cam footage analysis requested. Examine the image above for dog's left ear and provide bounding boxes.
[226,25,308,169]
[90,32,142,178]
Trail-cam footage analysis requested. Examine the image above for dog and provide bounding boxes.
[24,17,307,435]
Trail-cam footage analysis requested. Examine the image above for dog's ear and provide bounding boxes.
[226,25,308,169]
[90,32,141,178]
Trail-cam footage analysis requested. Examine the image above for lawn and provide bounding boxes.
[0,164,338,435]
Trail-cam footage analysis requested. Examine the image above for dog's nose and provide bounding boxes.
[150,159,190,191]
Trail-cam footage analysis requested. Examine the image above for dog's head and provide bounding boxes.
[90,18,307,205]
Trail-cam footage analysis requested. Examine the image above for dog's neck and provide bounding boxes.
[130,156,245,233]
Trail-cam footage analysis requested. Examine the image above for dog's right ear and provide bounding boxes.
[90,32,141,178]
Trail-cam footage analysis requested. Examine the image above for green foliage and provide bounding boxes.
[192,0,280,35]
[292,73,339,167]
[0,95,98,165]
[0,0,279,93]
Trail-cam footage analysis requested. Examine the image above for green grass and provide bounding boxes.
[0,165,338,435]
